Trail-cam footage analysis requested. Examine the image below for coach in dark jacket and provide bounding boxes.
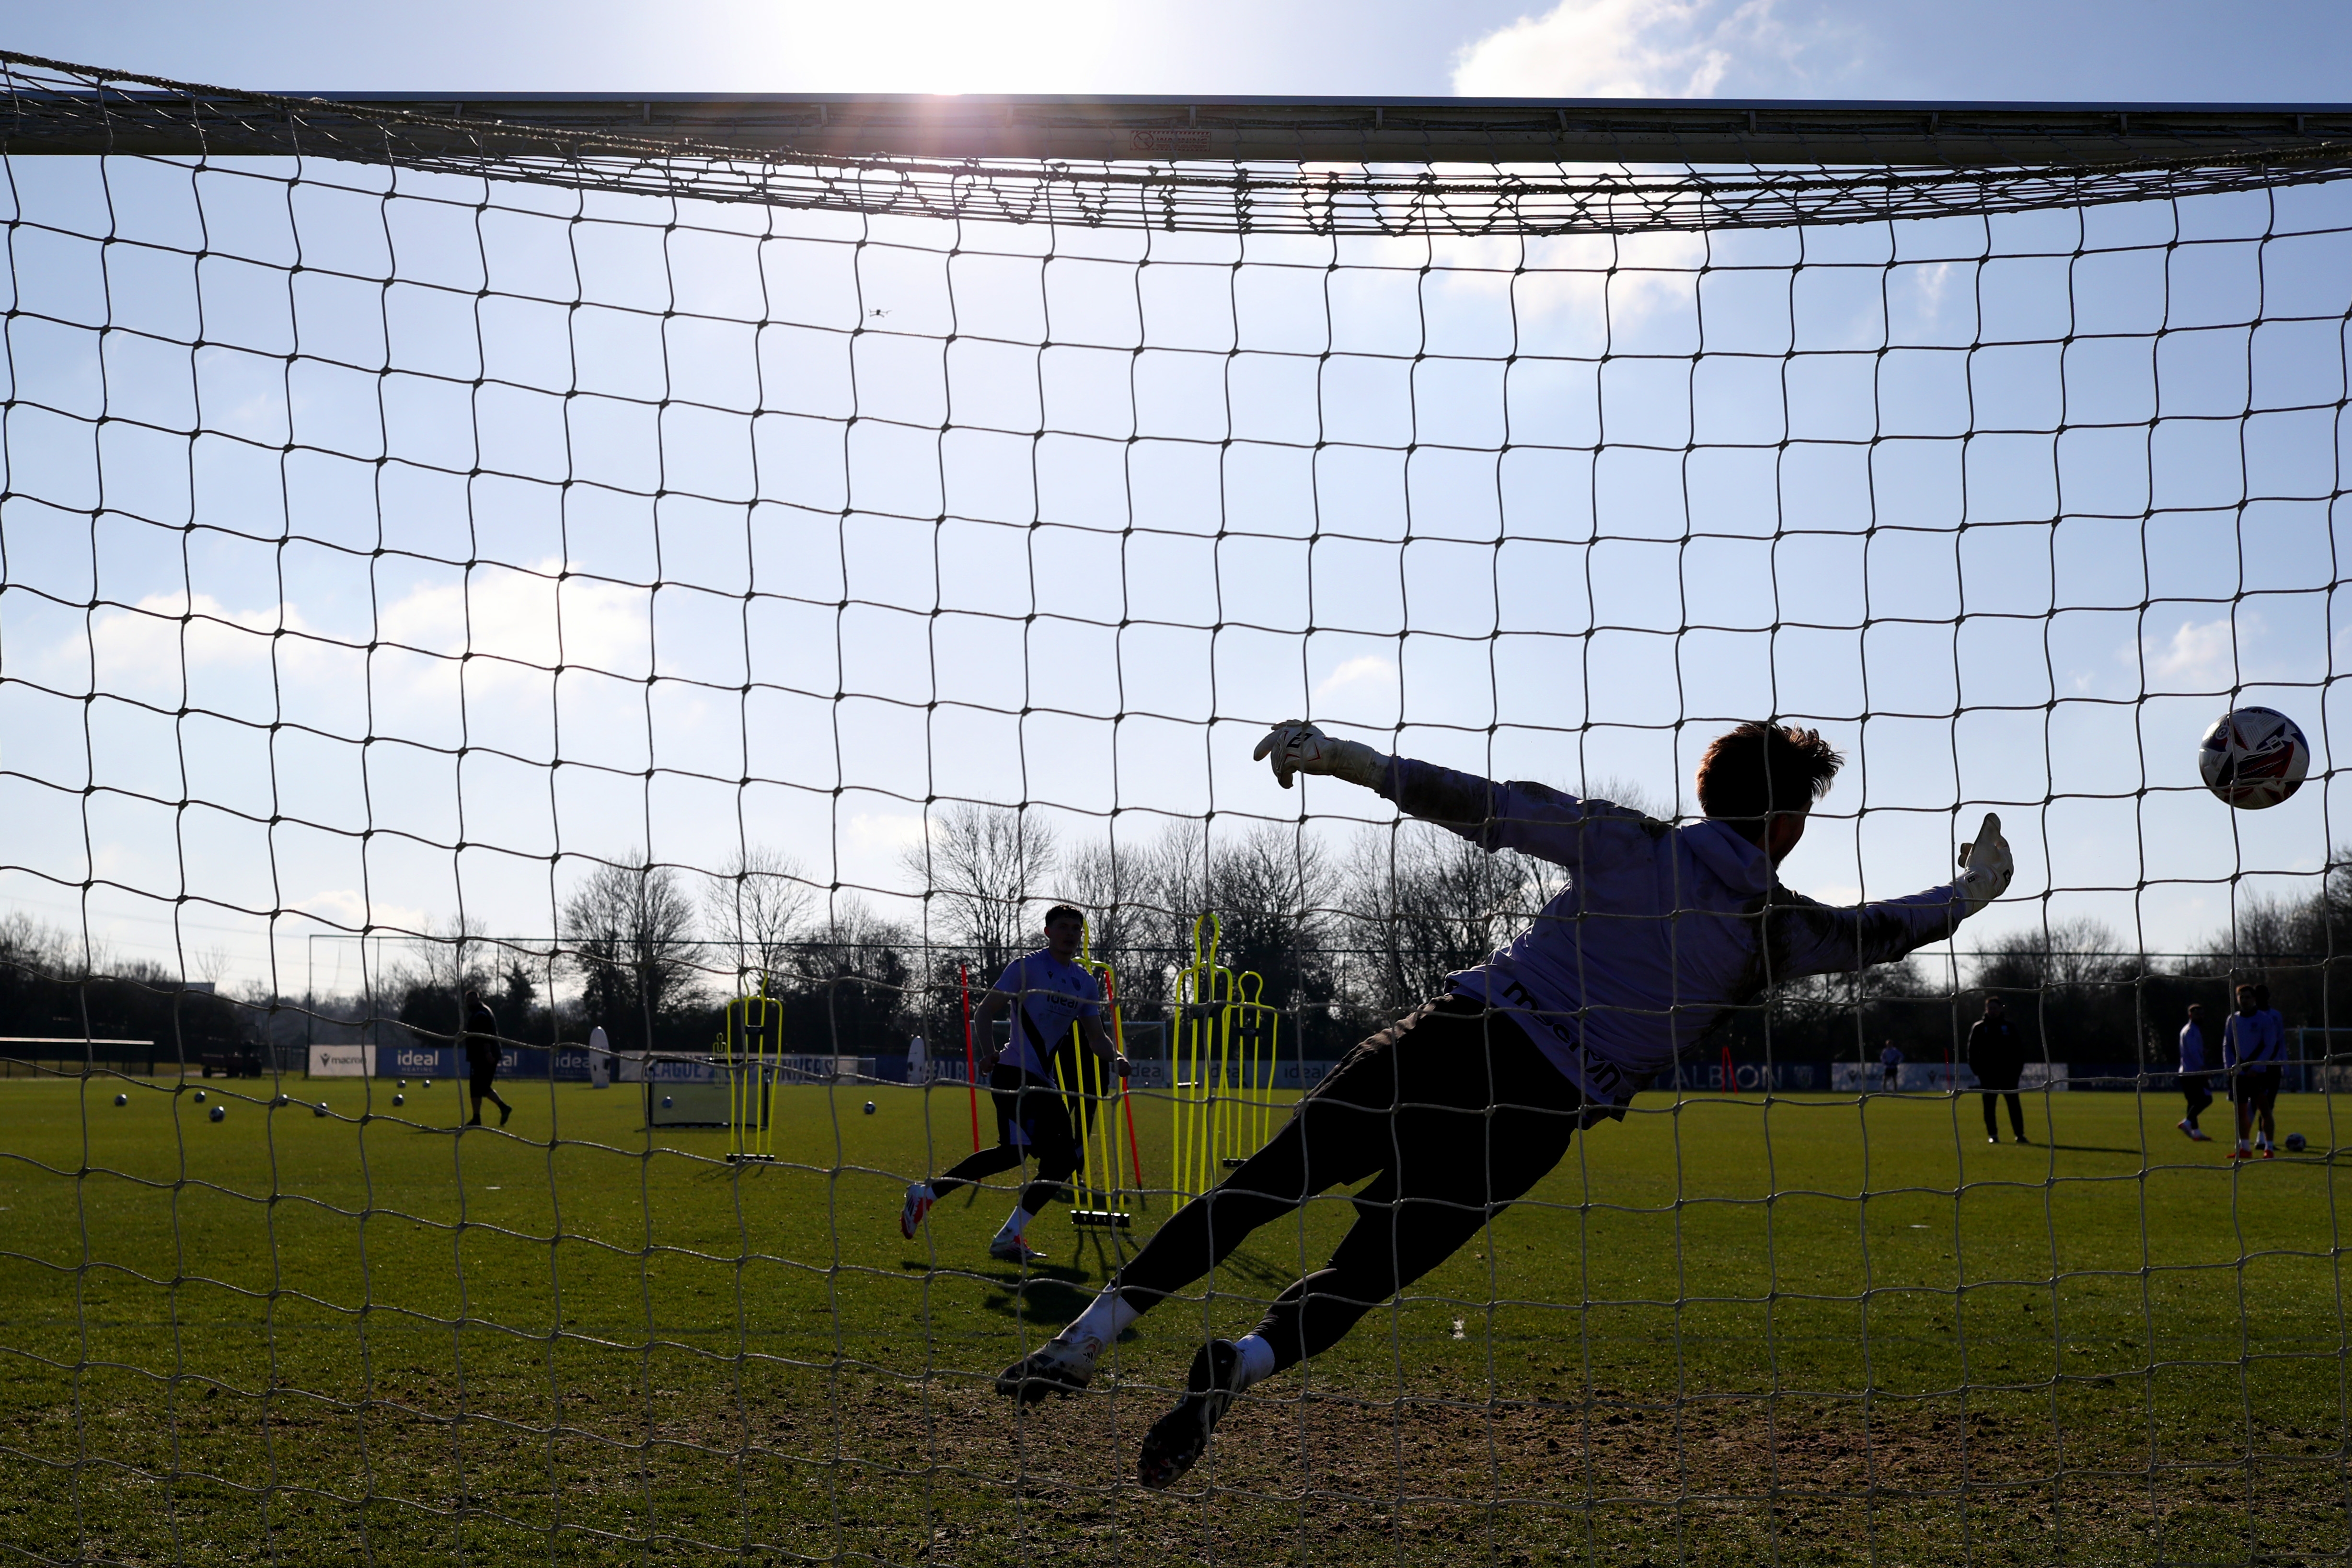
[462,987,513,1128]
[1969,996,2028,1144]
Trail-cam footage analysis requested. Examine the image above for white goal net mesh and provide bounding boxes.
[1,54,2347,1568]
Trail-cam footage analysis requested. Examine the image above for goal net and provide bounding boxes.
[2,53,2347,1565]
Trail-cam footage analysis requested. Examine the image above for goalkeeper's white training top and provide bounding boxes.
[1374,757,1973,1112]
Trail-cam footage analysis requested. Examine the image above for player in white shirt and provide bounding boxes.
[899,906,1127,1263]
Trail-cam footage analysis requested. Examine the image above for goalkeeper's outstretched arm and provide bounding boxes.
[1251,719,2013,924]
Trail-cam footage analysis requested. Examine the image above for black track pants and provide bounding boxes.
[933,1067,1089,1208]
[1981,1090,2024,1139]
[1115,996,1591,1372]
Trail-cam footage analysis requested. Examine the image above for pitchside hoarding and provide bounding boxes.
[325,1044,619,1080]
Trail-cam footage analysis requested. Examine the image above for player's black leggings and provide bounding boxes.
[1980,1090,2024,1139]
[1113,996,1591,1374]
[466,1052,508,1123]
[932,1067,1086,1213]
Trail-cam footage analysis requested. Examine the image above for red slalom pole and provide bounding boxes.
[961,962,979,1152]
[1105,970,1146,1188]
[1721,1044,1738,1094]
[1121,1086,1144,1188]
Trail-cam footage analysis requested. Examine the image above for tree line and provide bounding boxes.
[7,803,2352,1070]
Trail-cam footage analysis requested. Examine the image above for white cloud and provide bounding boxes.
[845,813,929,855]
[87,588,320,681]
[78,561,651,698]
[375,560,650,684]
[1452,0,1787,99]
[1912,262,1955,320]
[1426,227,1708,337]
[2142,615,2251,692]
[1314,655,1399,699]
[288,888,434,936]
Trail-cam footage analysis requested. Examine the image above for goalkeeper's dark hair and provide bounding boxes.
[1042,903,1084,928]
[1695,722,1844,836]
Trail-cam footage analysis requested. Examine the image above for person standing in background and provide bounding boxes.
[2223,982,2285,1160]
[1879,1039,1903,1093]
[2256,984,2287,1091]
[2176,1003,2213,1142]
[462,985,512,1128]
[1969,995,2027,1144]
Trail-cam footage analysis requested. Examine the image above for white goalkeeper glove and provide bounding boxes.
[1251,721,1390,791]
[1955,812,2013,916]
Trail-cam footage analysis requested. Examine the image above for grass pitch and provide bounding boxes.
[0,1072,2344,1567]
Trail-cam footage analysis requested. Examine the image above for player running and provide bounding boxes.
[2222,982,2285,1159]
[461,986,512,1128]
[994,719,2012,1487]
[900,905,1129,1264]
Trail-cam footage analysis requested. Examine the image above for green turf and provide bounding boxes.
[0,1072,2345,1566]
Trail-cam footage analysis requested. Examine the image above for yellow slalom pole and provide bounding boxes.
[753,991,776,1160]
[1171,922,1194,1200]
[1209,980,1231,1177]
[1172,912,1226,1202]
[1064,924,1131,1228]
[721,1004,739,1159]
[1247,972,1282,1154]
[723,985,778,1163]
[1235,970,1266,1155]
[1260,986,1281,1155]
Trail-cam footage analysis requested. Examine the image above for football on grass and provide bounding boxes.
[2199,706,2310,809]
[2285,1132,2308,1153]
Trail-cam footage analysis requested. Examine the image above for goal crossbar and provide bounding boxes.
[9,60,2352,168]
[10,52,2352,238]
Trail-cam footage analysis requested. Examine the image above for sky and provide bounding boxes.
[5,0,2352,101]
[3,1,2351,1004]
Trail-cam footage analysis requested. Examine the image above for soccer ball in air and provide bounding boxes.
[864,1100,876,1115]
[208,1105,226,1123]
[2199,707,2310,809]
[662,1095,674,1109]
[115,1093,127,1107]
[2285,1132,2308,1153]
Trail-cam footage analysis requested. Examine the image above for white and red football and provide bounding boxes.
[2198,706,2310,810]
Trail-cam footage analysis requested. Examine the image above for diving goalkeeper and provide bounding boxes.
[994,719,2012,1488]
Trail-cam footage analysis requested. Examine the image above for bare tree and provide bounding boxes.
[904,803,1058,979]
[1139,818,1212,967]
[392,914,495,1042]
[777,895,919,1053]
[1204,822,1339,1019]
[1977,918,2137,993]
[2197,890,2318,978]
[703,845,817,994]
[1062,836,1144,959]
[1972,918,2145,1064]
[1061,826,1193,1014]
[562,851,703,1052]
[1340,822,1543,1019]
